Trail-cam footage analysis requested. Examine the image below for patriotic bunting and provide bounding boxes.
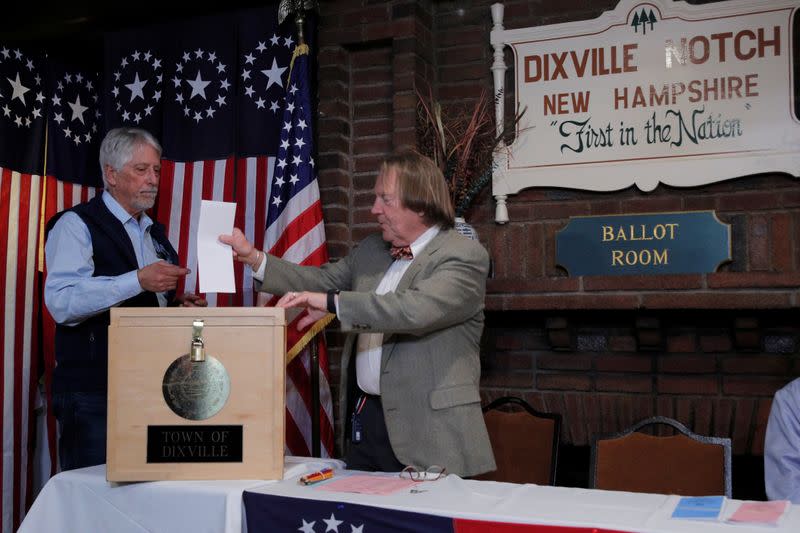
[0,6,331,530]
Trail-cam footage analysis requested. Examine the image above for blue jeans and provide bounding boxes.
[52,392,107,471]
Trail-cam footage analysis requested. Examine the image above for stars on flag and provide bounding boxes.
[296,512,363,533]
[0,45,44,128]
[173,48,230,123]
[51,70,101,145]
[112,49,163,124]
[261,58,286,91]
[7,73,30,104]
[269,56,316,221]
[240,32,290,114]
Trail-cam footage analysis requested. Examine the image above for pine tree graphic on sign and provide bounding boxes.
[631,7,657,34]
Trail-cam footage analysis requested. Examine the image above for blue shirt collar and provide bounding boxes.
[102,190,153,230]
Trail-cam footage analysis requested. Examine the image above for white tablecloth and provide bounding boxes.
[245,472,800,533]
[18,456,344,533]
[20,460,800,533]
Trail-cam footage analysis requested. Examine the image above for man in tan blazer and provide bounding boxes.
[221,151,495,477]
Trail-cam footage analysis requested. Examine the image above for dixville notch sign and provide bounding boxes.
[489,0,800,223]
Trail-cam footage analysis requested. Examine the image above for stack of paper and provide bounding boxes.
[726,500,790,526]
[671,495,725,521]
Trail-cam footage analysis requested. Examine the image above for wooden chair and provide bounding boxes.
[476,396,561,485]
[590,416,732,497]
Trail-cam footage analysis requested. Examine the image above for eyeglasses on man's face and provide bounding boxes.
[399,465,447,482]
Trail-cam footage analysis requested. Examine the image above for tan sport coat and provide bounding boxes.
[259,228,495,477]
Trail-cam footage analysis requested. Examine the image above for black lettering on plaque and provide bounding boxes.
[147,425,243,463]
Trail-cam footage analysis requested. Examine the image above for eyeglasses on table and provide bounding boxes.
[399,465,447,482]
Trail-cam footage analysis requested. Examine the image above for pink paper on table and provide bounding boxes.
[727,500,789,525]
[314,474,417,495]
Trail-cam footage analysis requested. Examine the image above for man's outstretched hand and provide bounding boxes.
[219,228,260,268]
[138,261,190,293]
[276,291,331,330]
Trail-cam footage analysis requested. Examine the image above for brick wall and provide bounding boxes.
[480,309,799,456]
[316,0,800,473]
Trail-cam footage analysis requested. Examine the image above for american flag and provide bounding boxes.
[105,12,254,308]
[104,8,331,455]
[243,492,632,533]
[42,56,104,479]
[264,42,335,458]
[0,5,331,530]
[0,44,47,533]
[2,44,105,528]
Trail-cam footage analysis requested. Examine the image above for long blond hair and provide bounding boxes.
[379,151,455,229]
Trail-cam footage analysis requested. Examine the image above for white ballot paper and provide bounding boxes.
[197,200,236,293]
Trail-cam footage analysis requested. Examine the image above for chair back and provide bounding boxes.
[476,396,561,485]
[590,416,732,497]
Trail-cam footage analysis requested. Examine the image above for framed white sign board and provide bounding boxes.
[490,0,800,222]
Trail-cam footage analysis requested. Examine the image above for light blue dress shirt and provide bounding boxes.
[44,191,166,326]
[765,377,800,502]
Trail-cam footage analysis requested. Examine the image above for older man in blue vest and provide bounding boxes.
[45,127,206,470]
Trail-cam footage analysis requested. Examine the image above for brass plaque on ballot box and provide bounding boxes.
[106,307,286,481]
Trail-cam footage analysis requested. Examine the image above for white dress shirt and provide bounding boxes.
[252,226,440,395]
[355,226,439,395]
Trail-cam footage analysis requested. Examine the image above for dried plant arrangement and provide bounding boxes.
[416,86,526,217]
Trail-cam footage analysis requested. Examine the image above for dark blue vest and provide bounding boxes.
[47,195,178,393]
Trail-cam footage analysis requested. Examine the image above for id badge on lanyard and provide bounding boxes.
[351,395,367,443]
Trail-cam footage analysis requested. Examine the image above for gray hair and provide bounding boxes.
[99,127,162,186]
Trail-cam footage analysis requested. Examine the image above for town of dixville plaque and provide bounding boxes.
[106,307,285,481]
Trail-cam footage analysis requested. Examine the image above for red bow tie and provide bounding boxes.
[390,245,413,260]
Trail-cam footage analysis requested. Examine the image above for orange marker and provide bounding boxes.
[300,468,334,485]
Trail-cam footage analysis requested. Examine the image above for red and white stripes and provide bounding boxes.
[156,156,272,307]
[3,170,100,533]
[156,154,334,456]
[264,178,334,458]
[1,168,41,533]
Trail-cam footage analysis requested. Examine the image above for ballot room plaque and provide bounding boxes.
[107,307,286,481]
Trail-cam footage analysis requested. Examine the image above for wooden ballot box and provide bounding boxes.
[106,307,285,481]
